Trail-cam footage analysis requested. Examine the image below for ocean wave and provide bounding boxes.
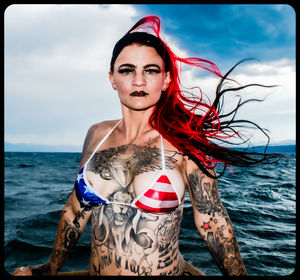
[4,152,295,276]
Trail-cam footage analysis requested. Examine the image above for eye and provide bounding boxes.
[118,68,134,74]
[145,69,161,74]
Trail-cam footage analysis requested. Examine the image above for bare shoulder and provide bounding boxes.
[183,155,216,182]
[88,120,118,138]
[80,119,121,167]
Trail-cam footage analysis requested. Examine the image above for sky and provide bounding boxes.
[4,4,295,150]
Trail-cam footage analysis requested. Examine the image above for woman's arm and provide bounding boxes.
[13,125,99,276]
[13,189,92,276]
[35,191,92,275]
[184,158,247,276]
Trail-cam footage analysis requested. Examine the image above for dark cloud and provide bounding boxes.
[134,4,295,64]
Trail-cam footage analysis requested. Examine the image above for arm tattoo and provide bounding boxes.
[205,230,247,276]
[49,217,81,274]
[29,215,82,275]
[188,169,227,217]
[73,206,91,229]
[62,218,80,249]
[188,169,247,276]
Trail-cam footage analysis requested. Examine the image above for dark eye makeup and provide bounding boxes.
[118,63,135,74]
[118,68,161,74]
[145,69,161,74]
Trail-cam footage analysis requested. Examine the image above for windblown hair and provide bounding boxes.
[110,15,283,178]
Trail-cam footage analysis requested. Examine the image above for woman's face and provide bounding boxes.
[109,44,170,111]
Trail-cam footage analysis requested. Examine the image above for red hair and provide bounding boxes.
[113,15,282,177]
[128,16,227,168]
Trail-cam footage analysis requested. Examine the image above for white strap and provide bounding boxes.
[160,135,166,171]
[85,119,122,166]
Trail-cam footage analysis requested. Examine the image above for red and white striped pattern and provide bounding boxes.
[134,174,180,213]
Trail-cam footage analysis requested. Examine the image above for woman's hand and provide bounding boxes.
[12,266,32,276]
[12,262,52,276]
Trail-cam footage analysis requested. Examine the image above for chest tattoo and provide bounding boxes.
[86,144,177,188]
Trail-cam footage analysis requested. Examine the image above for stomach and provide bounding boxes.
[88,204,184,276]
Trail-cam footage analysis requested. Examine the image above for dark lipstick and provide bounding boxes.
[130,91,148,97]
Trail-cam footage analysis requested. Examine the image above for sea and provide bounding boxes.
[4,149,296,276]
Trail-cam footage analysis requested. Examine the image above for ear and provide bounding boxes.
[109,71,117,90]
[162,71,171,91]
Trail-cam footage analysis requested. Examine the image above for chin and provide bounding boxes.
[122,101,157,112]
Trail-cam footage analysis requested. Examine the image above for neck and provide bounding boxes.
[120,106,156,141]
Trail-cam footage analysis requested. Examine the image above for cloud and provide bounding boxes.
[4,4,295,147]
[179,58,295,144]
[5,4,138,145]
[135,4,295,65]
[229,59,295,144]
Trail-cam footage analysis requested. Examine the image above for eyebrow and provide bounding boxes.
[118,63,161,69]
[144,64,161,69]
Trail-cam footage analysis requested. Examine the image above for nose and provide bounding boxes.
[132,72,146,87]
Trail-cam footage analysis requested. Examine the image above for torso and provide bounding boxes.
[89,205,184,275]
[82,120,187,275]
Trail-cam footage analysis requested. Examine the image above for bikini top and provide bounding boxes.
[74,119,182,214]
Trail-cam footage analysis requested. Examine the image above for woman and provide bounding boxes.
[13,16,280,276]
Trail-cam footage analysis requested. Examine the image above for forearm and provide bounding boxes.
[31,213,81,276]
[186,163,247,276]
[50,214,81,275]
[31,190,90,276]
[201,218,247,276]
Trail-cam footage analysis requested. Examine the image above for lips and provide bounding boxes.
[130,91,148,97]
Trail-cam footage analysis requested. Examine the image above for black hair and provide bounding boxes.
[110,32,171,72]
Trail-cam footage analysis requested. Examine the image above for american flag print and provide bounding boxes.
[74,166,108,207]
[133,174,180,213]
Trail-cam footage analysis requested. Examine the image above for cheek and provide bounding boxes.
[153,82,165,95]
[114,78,131,92]
[148,77,165,91]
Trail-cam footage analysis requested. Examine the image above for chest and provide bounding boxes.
[85,144,186,202]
